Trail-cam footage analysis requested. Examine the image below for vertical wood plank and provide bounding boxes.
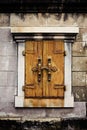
[43,40,64,98]
[24,40,64,107]
[25,41,43,97]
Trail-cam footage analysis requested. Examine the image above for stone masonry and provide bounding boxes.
[0,13,87,121]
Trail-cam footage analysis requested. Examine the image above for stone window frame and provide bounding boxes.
[11,27,79,107]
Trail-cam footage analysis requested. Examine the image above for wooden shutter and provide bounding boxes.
[23,40,65,107]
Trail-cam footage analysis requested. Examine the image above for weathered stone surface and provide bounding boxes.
[0,102,46,118]
[0,12,87,120]
[80,28,87,37]
[0,28,12,41]
[45,102,86,118]
[72,86,87,101]
[10,13,87,27]
[0,14,10,26]
[72,72,86,86]
[10,13,47,27]
[86,73,87,86]
[74,14,87,27]
[0,56,17,71]
[7,72,17,86]
[0,72,7,86]
[0,42,17,56]
[0,87,15,102]
[0,102,86,119]
[72,41,87,57]
[0,71,17,87]
[47,14,76,26]
[72,57,87,71]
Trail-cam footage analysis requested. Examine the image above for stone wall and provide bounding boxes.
[0,13,87,119]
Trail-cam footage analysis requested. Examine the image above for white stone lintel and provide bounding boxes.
[11,27,79,34]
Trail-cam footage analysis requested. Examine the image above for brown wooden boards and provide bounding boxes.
[23,40,65,107]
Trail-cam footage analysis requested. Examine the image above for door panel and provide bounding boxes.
[25,41,43,97]
[24,40,65,107]
[43,40,64,97]
[24,98,64,107]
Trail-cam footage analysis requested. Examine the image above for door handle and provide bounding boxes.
[47,58,57,82]
[41,58,57,82]
[32,58,57,82]
[32,58,42,82]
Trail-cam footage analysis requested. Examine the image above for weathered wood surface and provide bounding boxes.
[24,40,64,107]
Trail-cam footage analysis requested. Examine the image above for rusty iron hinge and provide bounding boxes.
[64,85,66,91]
[64,51,67,56]
[54,84,66,91]
[22,51,25,56]
[22,86,25,91]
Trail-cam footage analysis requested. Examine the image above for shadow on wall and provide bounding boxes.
[0,118,87,130]
[16,13,87,22]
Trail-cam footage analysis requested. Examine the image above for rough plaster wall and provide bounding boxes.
[0,13,87,119]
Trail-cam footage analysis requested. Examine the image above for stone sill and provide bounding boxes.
[0,117,61,122]
[0,117,86,121]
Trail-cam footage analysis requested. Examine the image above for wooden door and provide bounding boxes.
[23,40,65,107]
[24,41,43,97]
[43,41,64,98]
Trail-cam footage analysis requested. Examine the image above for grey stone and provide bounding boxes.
[73,102,86,117]
[7,43,17,56]
[0,13,87,120]
[0,42,17,56]
[72,41,87,57]
[0,28,12,41]
[0,56,17,71]
[72,86,87,101]
[0,14,10,26]
[72,57,87,71]
[10,13,47,27]
[7,72,17,86]
[0,102,86,119]
[71,14,87,27]
[72,72,86,86]
[0,56,9,71]
[0,72,7,86]
[10,13,87,27]
[45,102,86,118]
[0,87,15,102]
[80,27,87,37]
[86,73,87,86]
[19,109,46,119]
[0,43,8,56]
[0,71,17,87]
[8,56,17,71]
[0,102,46,118]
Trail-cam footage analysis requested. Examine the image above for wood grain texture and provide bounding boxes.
[25,41,43,97]
[24,98,64,107]
[43,40,64,97]
[24,40,64,107]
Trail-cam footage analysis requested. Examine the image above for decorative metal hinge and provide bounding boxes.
[64,51,67,56]
[64,85,66,91]
[22,51,25,56]
[22,86,25,91]
[54,84,66,91]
